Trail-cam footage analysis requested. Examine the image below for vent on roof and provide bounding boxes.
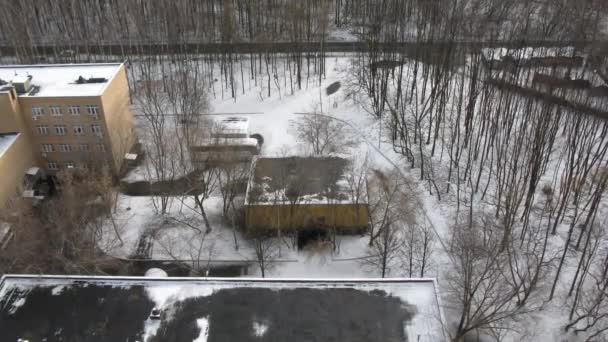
[12,75,32,94]
[76,76,108,84]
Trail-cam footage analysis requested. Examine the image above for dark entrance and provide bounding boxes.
[297,229,328,250]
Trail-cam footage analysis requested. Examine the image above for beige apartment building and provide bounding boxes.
[0,63,135,207]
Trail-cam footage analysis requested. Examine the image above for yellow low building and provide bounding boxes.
[245,202,369,232]
[245,157,369,233]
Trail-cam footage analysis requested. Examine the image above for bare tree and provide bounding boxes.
[363,168,428,278]
[344,152,370,208]
[565,234,608,341]
[135,64,180,215]
[402,221,435,278]
[447,212,531,341]
[0,167,124,275]
[155,221,217,277]
[215,159,249,249]
[292,112,355,156]
[366,169,417,246]
[250,233,279,278]
[363,220,402,278]
[216,161,250,218]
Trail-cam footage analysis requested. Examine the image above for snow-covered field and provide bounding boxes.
[105,57,432,277]
[100,55,607,341]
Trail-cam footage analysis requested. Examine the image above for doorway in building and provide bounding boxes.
[297,229,329,250]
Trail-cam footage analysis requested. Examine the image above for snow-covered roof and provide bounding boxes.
[124,153,138,161]
[11,74,30,84]
[0,275,446,342]
[0,63,123,97]
[0,133,19,158]
[246,156,363,205]
[195,137,259,148]
[216,116,250,137]
[25,167,40,176]
[481,46,577,61]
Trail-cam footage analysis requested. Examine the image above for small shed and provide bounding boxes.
[216,117,250,138]
[190,117,260,167]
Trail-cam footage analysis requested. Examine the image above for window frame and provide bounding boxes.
[86,105,99,119]
[36,125,49,135]
[54,125,67,136]
[68,105,81,116]
[31,106,44,118]
[91,124,103,136]
[58,144,72,153]
[47,162,59,170]
[73,125,85,135]
[49,105,62,116]
[40,144,54,153]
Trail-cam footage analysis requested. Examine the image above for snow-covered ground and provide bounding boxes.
[110,56,438,273]
[102,55,607,341]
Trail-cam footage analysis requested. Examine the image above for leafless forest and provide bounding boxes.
[0,0,608,341]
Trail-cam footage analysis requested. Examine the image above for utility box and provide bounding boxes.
[12,75,32,94]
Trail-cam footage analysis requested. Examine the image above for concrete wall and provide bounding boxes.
[245,203,370,232]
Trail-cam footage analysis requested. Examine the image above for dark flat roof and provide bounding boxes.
[0,276,445,342]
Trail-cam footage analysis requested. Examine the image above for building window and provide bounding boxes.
[73,125,85,135]
[91,124,103,136]
[36,125,49,135]
[40,144,54,153]
[55,125,67,135]
[96,143,106,152]
[64,161,75,169]
[68,105,80,115]
[86,105,99,118]
[48,162,58,170]
[31,106,44,119]
[58,144,73,152]
[50,106,62,116]
[79,144,89,152]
